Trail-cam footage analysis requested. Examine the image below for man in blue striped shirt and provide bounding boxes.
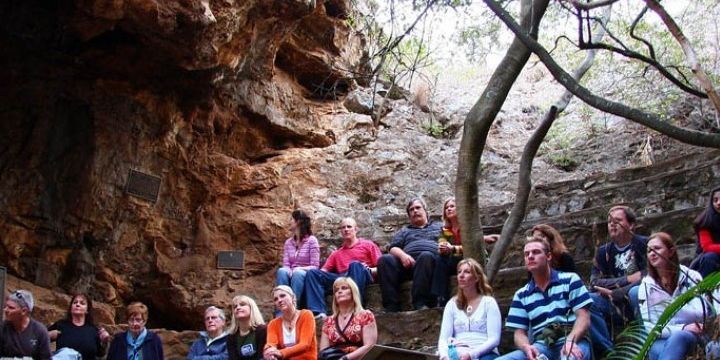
[497,238,592,360]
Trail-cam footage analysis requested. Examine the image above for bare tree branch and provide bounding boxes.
[486,3,612,281]
[629,6,656,59]
[483,0,720,148]
[644,0,720,115]
[565,0,619,11]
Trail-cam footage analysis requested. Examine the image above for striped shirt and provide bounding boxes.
[281,235,320,269]
[388,222,441,258]
[505,270,592,342]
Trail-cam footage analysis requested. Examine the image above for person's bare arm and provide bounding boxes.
[389,247,414,268]
[562,307,590,359]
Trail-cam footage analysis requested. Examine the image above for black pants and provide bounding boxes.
[377,251,436,311]
[432,254,461,305]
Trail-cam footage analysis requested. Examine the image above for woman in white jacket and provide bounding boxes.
[437,258,500,360]
[638,232,712,360]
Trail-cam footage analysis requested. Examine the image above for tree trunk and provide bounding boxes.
[455,0,550,266]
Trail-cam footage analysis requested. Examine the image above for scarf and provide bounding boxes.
[126,328,148,360]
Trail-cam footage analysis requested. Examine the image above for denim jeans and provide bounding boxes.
[690,252,720,278]
[589,287,639,356]
[276,268,307,306]
[304,262,373,314]
[648,330,698,360]
[496,339,591,360]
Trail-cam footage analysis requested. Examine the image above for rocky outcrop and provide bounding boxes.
[0,0,365,329]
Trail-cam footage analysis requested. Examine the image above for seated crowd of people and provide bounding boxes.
[1,187,720,360]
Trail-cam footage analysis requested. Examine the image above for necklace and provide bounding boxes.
[283,311,298,331]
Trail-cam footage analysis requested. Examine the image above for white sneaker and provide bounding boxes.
[314,313,327,320]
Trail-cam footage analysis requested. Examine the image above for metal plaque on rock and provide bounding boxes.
[125,169,161,202]
[217,251,244,269]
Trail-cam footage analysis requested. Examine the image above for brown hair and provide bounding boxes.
[454,258,493,311]
[647,232,679,292]
[609,205,638,225]
[530,224,568,268]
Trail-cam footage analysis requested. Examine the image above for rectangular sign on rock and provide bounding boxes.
[217,251,244,270]
[125,169,161,203]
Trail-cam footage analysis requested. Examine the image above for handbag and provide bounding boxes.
[318,346,347,360]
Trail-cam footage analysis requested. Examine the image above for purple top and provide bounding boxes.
[281,235,320,270]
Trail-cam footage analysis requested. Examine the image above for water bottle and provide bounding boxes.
[448,343,459,360]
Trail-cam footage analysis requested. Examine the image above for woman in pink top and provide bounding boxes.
[276,209,320,312]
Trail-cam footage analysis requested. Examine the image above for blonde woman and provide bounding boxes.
[438,259,500,360]
[228,295,266,360]
[318,277,377,360]
[263,286,316,360]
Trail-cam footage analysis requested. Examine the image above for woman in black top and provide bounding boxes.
[530,224,577,273]
[48,293,111,360]
[227,295,266,360]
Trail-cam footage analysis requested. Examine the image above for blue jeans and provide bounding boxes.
[304,262,373,314]
[496,339,591,360]
[589,287,639,355]
[276,268,307,306]
[648,330,698,360]
[690,252,720,278]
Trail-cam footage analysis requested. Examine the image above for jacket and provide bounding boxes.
[107,330,164,360]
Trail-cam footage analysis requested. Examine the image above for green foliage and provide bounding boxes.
[606,272,720,360]
[422,120,446,138]
[539,122,579,171]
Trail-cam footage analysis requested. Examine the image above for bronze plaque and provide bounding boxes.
[126,169,161,202]
[217,251,244,269]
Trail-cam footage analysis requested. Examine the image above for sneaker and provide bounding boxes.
[314,313,327,321]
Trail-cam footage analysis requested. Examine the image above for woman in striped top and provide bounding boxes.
[276,209,320,313]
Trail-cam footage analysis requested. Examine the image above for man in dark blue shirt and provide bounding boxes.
[589,205,648,357]
[377,198,441,312]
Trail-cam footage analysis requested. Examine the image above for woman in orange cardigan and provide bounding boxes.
[263,285,317,360]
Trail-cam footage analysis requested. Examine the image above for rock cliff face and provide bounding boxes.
[0,0,365,329]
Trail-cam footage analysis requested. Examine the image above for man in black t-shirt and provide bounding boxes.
[589,205,648,357]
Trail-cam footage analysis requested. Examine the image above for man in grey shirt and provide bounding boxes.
[378,198,442,312]
[0,289,51,360]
